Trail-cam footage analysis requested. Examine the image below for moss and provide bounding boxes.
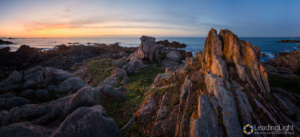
[122,124,149,137]
[169,98,180,109]
[185,107,195,119]
[268,74,300,95]
[88,59,113,87]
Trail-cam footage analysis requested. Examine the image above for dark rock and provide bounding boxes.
[276,40,300,43]
[52,105,121,137]
[0,122,55,137]
[48,77,90,93]
[121,76,130,85]
[4,97,31,110]
[111,68,127,78]
[36,89,49,98]
[0,39,14,44]
[21,89,36,97]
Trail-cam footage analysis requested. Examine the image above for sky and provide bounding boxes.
[0,0,299,38]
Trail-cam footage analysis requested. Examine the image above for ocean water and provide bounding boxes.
[0,37,299,62]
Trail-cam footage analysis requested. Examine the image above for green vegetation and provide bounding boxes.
[221,55,226,60]
[231,73,239,80]
[268,74,300,95]
[122,124,149,137]
[89,59,113,86]
[185,107,195,119]
[99,61,164,135]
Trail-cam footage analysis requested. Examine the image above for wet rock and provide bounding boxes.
[48,77,90,93]
[52,105,121,137]
[121,76,130,85]
[36,89,49,98]
[5,97,31,110]
[111,68,127,78]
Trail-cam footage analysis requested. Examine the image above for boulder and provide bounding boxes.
[267,50,300,75]
[0,71,22,91]
[23,70,44,83]
[154,73,172,86]
[36,89,49,98]
[111,68,127,78]
[129,57,146,68]
[21,89,36,97]
[44,67,74,83]
[98,85,126,99]
[48,77,90,93]
[166,51,182,63]
[52,105,121,137]
[5,97,31,110]
[113,59,126,68]
[121,76,130,85]
[23,81,38,88]
[0,122,55,137]
[8,86,99,127]
[100,77,119,86]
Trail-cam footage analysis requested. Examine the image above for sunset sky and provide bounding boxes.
[0,0,299,38]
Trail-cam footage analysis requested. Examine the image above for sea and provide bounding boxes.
[1,37,300,62]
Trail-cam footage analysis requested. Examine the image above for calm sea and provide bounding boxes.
[1,37,299,62]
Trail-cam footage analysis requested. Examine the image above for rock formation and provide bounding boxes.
[128,36,159,62]
[130,28,300,136]
[267,50,300,75]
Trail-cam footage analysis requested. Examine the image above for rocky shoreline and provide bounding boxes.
[0,30,299,136]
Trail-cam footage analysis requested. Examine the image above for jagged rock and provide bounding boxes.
[166,51,182,63]
[98,85,126,99]
[128,36,159,62]
[36,89,49,98]
[121,63,134,74]
[154,73,172,86]
[190,95,221,137]
[211,55,229,81]
[44,67,74,83]
[156,92,170,121]
[136,92,155,123]
[0,71,22,91]
[121,76,130,85]
[21,89,36,97]
[180,76,192,100]
[100,77,119,86]
[48,77,90,93]
[7,86,99,127]
[52,105,121,137]
[205,73,243,137]
[111,68,127,78]
[4,97,31,110]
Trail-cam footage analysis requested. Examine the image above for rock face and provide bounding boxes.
[267,50,300,75]
[132,29,300,137]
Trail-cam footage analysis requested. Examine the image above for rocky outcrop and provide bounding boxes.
[267,50,300,75]
[129,29,300,137]
[128,36,159,62]
[156,40,187,48]
[0,39,14,44]
[276,40,300,43]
